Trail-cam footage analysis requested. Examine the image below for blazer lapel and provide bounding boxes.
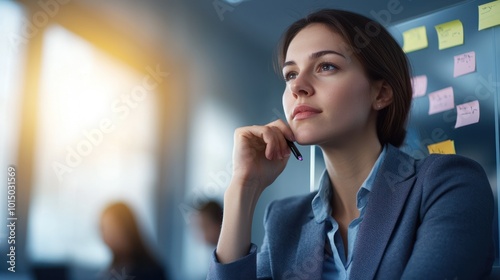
[291,212,327,279]
[350,145,417,279]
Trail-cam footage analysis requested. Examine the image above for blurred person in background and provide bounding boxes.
[196,200,223,247]
[99,202,168,280]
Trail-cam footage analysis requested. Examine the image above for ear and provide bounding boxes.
[371,80,393,110]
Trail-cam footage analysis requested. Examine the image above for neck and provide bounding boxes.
[321,135,382,219]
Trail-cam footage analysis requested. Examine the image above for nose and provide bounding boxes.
[290,74,314,98]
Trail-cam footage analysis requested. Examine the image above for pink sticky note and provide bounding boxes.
[428,87,454,115]
[411,75,427,98]
[454,51,476,77]
[455,100,480,128]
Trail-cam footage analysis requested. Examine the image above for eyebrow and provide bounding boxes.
[283,50,346,68]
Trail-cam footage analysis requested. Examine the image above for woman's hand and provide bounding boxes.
[216,119,295,264]
[230,119,296,195]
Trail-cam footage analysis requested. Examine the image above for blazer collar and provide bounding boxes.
[350,144,417,279]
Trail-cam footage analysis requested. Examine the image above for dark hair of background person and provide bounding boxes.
[100,202,167,280]
[195,200,223,247]
[198,201,223,225]
[275,9,413,147]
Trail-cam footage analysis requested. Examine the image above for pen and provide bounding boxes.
[286,140,303,161]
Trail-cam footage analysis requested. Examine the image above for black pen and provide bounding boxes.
[286,140,303,161]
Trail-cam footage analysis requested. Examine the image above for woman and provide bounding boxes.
[207,9,494,279]
[100,202,167,280]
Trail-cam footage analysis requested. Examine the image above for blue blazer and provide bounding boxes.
[208,145,495,279]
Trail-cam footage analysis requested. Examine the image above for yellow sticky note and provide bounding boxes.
[427,140,456,155]
[435,20,464,50]
[402,26,428,53]
[479,1,500,30]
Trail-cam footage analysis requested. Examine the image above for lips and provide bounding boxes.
[291,105,322,120]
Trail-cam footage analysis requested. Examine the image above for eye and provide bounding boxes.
[284,71,297,82]
[318,62,338,72]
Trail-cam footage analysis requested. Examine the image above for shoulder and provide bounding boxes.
[267,192,316,213]
[414,153,493,213]
[382,145,492,210]
[264,192,316,223]
[131,261,167,280]
[386,144,489,189]
[417,152,484,171]
[416,153,489,186]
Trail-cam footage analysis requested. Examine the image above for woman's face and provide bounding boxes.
[282,23,380,147]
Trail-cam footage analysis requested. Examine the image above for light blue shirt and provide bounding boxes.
[311,146,387,279]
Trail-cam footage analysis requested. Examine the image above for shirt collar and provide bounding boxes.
[311,145,387,223]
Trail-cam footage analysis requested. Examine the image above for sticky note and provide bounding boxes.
[427,140,456,155]
[402,26,428,53]
[411,75,428,98]
[478,1,500,31]
[428,87,454,115]
[434,20,464,50]
[454,51,476,77]
[455,100,480,128]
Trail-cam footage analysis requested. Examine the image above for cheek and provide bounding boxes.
[282,90,293,122]
[333,80,371,111]
[320,81,373,130]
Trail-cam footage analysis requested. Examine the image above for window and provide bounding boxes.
[27,25,160,267]
[181,99,237,279]
[0,0,25,251]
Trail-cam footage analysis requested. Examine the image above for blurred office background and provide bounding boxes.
[0,0,498,279]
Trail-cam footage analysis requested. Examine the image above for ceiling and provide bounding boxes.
[65,0,470,53]
[190,0,469,50]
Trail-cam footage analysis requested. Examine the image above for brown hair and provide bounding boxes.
[101,202,159,267]
[276,9,412,147]
[198,200,223,225]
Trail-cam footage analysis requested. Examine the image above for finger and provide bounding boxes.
[261,126,281,160]
[267,120,294,157]
[240,125,281,161]
[268,119,295,142]
[269,126,289,159]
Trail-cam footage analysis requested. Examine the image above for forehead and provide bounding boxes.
[285,23,349,60]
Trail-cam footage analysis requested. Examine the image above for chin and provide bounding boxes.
[291,123,330,145]
[295,133,322,146]
[295,131,341,148]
